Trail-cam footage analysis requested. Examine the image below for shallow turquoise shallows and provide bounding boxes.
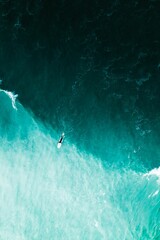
[0,90,159,240]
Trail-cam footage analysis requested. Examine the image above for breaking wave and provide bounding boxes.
[0,90,159,240]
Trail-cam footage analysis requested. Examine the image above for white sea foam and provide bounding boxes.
[0,89,18,110]
[0,90,159,240]
[144,167,160,184]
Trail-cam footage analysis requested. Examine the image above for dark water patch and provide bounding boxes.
[0,0,160,168]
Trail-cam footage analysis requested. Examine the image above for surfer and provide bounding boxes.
[57,133,65,148]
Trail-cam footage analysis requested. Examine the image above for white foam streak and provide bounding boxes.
[0,89,18,110]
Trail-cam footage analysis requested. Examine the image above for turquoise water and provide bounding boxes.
[0,90,159,239]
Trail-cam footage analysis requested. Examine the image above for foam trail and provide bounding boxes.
[0,89,18,110]
[0,90,159,240]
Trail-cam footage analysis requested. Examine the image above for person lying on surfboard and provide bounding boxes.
[57,133,65,148]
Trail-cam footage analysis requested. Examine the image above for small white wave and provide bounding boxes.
[0,89,18,110]
[145,167,160,177]
[144,167,160,184]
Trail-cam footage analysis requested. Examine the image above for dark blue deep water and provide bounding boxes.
[0,1,159,239]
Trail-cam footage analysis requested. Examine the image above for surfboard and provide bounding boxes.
[57,133,65,148]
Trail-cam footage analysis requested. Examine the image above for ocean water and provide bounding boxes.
[0,1,160,239]
[0,89,159,240]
